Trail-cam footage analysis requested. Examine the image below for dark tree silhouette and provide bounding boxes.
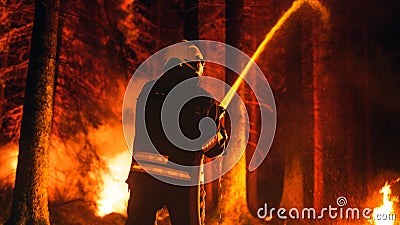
[6,0,59,224]
[0,1,34,143]
[212,0,263,224]
[184,0,198,40]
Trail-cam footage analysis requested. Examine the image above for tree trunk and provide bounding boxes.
[0,80,4,126]
[184,0,199,40]
[0,0,8,129]
[6,0,59,224]
[210,0,262,224]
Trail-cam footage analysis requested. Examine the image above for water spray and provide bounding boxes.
[203,0,329,155]
[219,0,329,111]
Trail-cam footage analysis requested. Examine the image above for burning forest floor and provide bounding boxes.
[1,180,399,225]
[0,186,126,225]
[49,202,126,225]
[0,183,171,225]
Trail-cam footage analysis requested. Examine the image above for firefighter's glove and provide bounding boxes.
[202,127,228,158]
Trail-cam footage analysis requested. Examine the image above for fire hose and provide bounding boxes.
[202,0,328,153]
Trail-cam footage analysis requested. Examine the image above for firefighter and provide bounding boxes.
[125,41,227,225]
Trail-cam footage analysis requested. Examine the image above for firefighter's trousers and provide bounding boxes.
[125,171,200,225]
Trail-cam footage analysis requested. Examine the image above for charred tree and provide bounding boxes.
[0,80,4,126]
[184,0,199,40]
[0,1,34,143]
[242,2,286,218]
[211,0,262,224]
[6,0,60,224]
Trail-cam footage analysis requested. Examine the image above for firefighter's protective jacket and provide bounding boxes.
[129,65,227,182]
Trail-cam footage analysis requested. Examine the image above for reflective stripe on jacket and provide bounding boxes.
[131,152,192,181]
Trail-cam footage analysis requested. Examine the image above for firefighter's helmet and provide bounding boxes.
[163,41,205,76]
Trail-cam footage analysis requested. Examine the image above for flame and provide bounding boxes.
[0,144,18,186]
[371,180,399,225]
[96,151,131,217]
[0,126,131,217]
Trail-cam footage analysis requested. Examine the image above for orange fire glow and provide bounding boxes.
[371,180,399,225]
[81,122,132,217]
[0,144,18,186]
[0,127,131,218]
[96,151,131,217]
